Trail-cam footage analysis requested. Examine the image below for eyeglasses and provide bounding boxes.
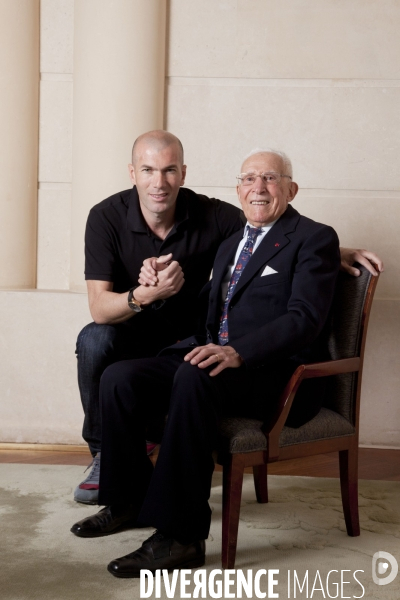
[237,172,292,186]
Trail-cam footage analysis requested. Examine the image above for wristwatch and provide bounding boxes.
[127,287,143,313]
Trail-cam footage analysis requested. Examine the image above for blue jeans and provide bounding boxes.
[76,321,165,456]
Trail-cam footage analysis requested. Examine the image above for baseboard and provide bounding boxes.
[359,444,400,450]
[0,442,89,453]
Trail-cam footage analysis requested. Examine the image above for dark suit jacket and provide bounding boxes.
[164,205,341,425]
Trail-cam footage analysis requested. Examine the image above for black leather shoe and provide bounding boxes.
[107,531,206,578]
[70,505,138,538]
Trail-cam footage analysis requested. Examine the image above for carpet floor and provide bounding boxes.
[0,464,399,599]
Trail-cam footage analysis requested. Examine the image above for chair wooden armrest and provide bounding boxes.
[264,357,361,461]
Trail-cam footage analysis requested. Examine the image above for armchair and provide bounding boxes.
[217,265,380,568]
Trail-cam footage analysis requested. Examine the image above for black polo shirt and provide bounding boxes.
[85,186,244,348]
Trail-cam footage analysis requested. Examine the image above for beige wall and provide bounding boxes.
[37,0,73,290]
[0,0,39,289]
[0,0,399,448]
[70,0,167,291]
[166,0,400,448]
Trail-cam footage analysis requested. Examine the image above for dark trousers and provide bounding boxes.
[98,354,293,542]
[75,321,168,455]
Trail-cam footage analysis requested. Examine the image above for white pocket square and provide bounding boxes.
[261,265,278,276]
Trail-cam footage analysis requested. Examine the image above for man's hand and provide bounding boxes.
[86,258,183,325]
[134,259,184,304]
[138,253,173,286]
[340,248,384,277]
[184,343,243,376]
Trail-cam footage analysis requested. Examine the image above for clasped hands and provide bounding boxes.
[136,253,184,303]
[139,254,242,376]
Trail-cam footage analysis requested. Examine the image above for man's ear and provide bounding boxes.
[128,163,136,185]
[287,181,298,203]
[181,164,187,185]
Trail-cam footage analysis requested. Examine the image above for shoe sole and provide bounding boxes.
[107,556,206,578]
[73,497,98,505]
[71,520,137,538]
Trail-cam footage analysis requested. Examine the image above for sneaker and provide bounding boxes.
[74,452,100,505]
[146,441,158,456]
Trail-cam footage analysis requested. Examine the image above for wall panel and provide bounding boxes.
[167,80,400,191]
[169,0,400,80]
[166,0,400,447]
[37,0,74,290]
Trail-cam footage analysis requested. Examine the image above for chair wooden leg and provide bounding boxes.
[222,454,245,569]
[339,444,360,536]
[253,464,268,503]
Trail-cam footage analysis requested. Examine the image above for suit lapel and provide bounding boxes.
[206,229,244,332]
[206,206,300,337]
[210,229,244,299]
[232,205,300,298]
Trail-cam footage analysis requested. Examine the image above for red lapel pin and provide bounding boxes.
[275,243,280,247]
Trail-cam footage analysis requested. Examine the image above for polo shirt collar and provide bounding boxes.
[127,186,190,233]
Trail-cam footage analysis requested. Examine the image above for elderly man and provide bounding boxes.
[72,148,346,575]
[75,130,383,505]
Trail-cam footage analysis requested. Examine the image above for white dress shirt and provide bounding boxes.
[220,220,278,305]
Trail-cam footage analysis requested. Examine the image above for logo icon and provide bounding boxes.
[372,551,398,586]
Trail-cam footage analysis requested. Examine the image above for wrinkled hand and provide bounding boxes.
[138,253,173,287]
[184,343,243,376]
[340,248,384,277]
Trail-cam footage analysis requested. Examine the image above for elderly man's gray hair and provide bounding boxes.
[242,148,293,179]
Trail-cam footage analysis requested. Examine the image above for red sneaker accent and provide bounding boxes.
[79,483,99,490]
[146,442,158,456]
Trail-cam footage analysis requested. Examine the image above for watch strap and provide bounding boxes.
[127,287,143,312]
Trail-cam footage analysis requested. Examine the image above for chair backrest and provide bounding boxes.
[323,266,377,424]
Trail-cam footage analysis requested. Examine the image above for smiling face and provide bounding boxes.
[237,152,298,227]
[128,138,186,222]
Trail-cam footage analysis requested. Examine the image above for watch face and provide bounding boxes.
[129,300,142,313]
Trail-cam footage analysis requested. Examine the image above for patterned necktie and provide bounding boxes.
[218,226,263,345]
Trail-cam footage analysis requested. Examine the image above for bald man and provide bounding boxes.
[74,130,383,504]
[74,131,244,503]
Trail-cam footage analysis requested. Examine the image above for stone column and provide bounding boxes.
[0,0,39,289]
[70,0,167,291]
